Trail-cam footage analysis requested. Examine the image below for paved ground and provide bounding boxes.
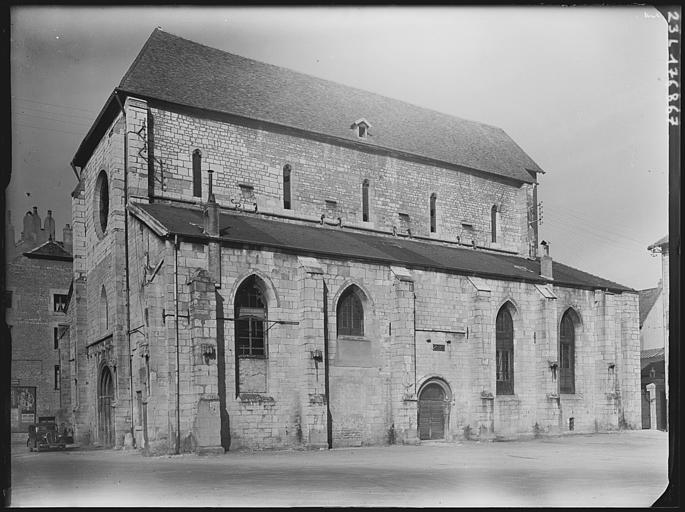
[9,430,668,507]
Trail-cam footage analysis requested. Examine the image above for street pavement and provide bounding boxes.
[9,430,668,507]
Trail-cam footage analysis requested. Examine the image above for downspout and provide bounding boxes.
[323,281,332,449]
[173,234,180,455]
[413,291,417,393]
[113,89,136,446]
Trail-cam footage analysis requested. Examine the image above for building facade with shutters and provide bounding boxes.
[67,29,641,453]
[6,207,73,435]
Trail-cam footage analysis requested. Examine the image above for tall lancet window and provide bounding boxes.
[192,149,202,198]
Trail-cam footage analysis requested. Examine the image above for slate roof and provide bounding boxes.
[23,239,73,261]
[74,29,543,184]
[638,287,661,328]
[130,202,634,293]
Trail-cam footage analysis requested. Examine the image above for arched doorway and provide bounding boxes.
[418,381,450,440]
[98,365,115,447]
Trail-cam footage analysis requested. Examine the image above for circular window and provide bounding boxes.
[94,170,109,238]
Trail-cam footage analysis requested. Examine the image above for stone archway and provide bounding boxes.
[98,365,115,447]
[417,379,451,440]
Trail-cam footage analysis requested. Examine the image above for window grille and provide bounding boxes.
[235,276,267,357]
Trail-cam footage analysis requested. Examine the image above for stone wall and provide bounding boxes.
[116,231,640,451]
[7,255,71,431]
[143,102,534,256]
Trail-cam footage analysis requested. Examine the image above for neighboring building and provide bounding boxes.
[67,29,641,453]
[638,286,666,429]
[6,208,73,434]
[647,235,670,431]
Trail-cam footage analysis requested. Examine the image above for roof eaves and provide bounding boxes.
[128,202,172,237]
[139,95,535,186]
[71,90,121,169]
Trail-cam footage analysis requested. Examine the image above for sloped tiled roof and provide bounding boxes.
[74,29,543,183]
[23,239,73,261]
[131,202,634,293]
[641,347,665,369]
[638,287,661,327]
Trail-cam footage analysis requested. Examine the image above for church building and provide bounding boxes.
[68,29,640,453]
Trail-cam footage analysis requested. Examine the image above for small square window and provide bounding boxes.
[53,294,68,313]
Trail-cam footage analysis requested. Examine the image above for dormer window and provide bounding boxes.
[351,118,372,139]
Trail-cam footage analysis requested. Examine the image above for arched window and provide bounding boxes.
[430,193,437,233]
[496,306,514,395]
[560,310,576,394]
[283,164,292,210]
[491,205,498,243]
[234,276,267,357]
[192,149,202,198]
[362,180,370,222]
[337,286,364,336]
[100,285,109,334]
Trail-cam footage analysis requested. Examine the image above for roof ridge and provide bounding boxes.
[149,29,510,135]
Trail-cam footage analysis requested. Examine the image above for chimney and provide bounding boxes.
[540,240,553,279]
[205,169,219,237]
[44,209,56,241]
[22,210,35,247]
[63,223,73,254]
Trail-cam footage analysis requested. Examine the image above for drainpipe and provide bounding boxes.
[113,89,136,446]
[323,281,332,449]
[173,234,180,455]
[413,291,417,393]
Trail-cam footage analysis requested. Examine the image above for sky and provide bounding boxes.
[8,6,669,291]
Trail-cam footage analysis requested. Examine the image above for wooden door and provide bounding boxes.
[418,383,446,440]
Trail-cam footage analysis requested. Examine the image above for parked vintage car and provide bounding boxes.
[27,419,66,451]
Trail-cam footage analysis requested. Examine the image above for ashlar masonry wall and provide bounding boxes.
[119,223,640,452]
[145,102,535,256]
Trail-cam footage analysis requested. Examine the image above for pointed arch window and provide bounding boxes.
[362,180,370,222]
[235,276,267,357]
[100,285,109,334]
[283,164,292,210]
[491,205,498,243]
[337,287,364,336]
[560,311,576,394]
[496,306,514,395]
[192,149,202,198]
[430,193,437,233]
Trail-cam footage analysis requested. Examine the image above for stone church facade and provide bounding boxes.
[67,29,640,453]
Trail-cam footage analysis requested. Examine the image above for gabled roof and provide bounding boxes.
[74,29,543,184]
[23,239,73,261]
[638,287,661,328]
[130,202,633,293]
